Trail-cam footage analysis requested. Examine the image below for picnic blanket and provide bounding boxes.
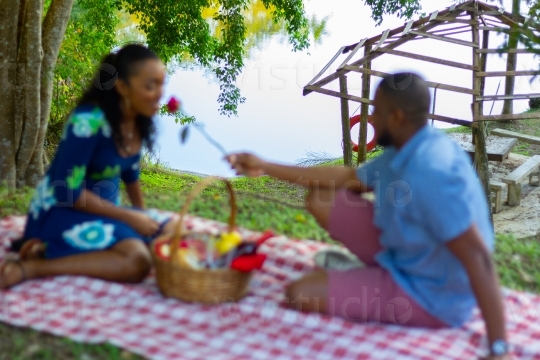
[1,215,539,360]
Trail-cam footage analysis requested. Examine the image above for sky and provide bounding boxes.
[154,0,540,177]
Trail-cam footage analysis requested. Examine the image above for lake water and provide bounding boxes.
[155,0,540,177]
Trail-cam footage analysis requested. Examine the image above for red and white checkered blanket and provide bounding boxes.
[1,215,539,360]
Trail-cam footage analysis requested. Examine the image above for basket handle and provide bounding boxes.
[170,176,237,257]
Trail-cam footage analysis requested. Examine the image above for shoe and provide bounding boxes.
[313,249,364,271]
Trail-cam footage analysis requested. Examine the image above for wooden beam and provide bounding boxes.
[342,66,479,95]
[304,85,373,105]
[475,113,540,121]
[479,11,509,16]
[478,25,540,37]
[339,76,353,166]
[471,6,491,218]
[358,44,372,165]
[430,114,471,126]
[435,16,478,25]
[477,93,540,101]
[338,38,367,70]
[478,26,510,32]
[431,25,470,34]
[476,70,540,77]
[409,30,480,48]
[376,48,474,70]
[306,47,346,87]
[476,48,531,54]
[434,29,474,37]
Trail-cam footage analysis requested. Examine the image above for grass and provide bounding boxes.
[138,167,333,243]
[2,148,540,358]
[0,322,143,360]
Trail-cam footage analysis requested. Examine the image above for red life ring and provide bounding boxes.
[350,115,376,153]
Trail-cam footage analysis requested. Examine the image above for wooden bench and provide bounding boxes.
[491,128,540,145]
[502,155,540,206]
[448,133,517,162]
[489,180,506,214]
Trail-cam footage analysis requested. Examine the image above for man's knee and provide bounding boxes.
[285,271,328,313]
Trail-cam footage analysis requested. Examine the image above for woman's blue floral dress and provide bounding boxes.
[23,104,161,259]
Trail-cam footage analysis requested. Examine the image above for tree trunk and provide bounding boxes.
[501,0,520,116]
[31,0,74,185]
[15,0,43,188]
[0,0,22,189]
[0,0,74,189]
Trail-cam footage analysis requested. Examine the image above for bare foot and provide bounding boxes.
[19,239,45,261]
[0,260,27,289]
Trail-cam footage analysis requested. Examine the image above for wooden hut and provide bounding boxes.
[303,0,540,205]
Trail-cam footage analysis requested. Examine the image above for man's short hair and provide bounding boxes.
[377,72,431,125]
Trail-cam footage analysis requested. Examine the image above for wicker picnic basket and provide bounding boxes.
[151,176,252,304]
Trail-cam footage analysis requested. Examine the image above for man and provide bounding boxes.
[227,73,509,359]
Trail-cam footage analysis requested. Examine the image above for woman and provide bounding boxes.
[0,44,167,288]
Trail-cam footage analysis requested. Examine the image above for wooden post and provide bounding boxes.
[358,44,372,166]
[471,8,493,219]
[339,75,353,166]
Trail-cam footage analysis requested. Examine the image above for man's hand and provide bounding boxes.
[226,153,266,177]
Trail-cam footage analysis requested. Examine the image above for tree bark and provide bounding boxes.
[0,0,74,189]
[30,0,75,185]
[0,0,21,189]
[15,0,43,188]
[501,0,520,116]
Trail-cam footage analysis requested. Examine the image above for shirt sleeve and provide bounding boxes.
[50,107,111,206]
[356,151,391,187]
[121,157,141,184]
[417,166,474,243]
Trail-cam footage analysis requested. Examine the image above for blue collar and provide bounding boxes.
[389,125,432,172]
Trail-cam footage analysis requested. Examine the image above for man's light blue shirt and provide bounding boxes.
[357,125,494,327]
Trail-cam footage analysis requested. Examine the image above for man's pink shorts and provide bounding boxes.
[326,190,448,328]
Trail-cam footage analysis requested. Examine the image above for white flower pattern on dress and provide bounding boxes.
[61,108,111,139]
[29,176,57,220]
[63,220,116,250]
[72,115,94,137]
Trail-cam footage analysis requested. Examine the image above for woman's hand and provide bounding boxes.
[125,211,160,237]
[226,153,266,177]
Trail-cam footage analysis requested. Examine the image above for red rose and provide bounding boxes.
[166,97,181,113]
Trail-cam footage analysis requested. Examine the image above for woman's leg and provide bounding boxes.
[0,238,151,289]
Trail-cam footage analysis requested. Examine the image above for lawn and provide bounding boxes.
[1,145,540,358]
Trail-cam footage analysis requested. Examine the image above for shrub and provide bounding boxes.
[529,97,540,110]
